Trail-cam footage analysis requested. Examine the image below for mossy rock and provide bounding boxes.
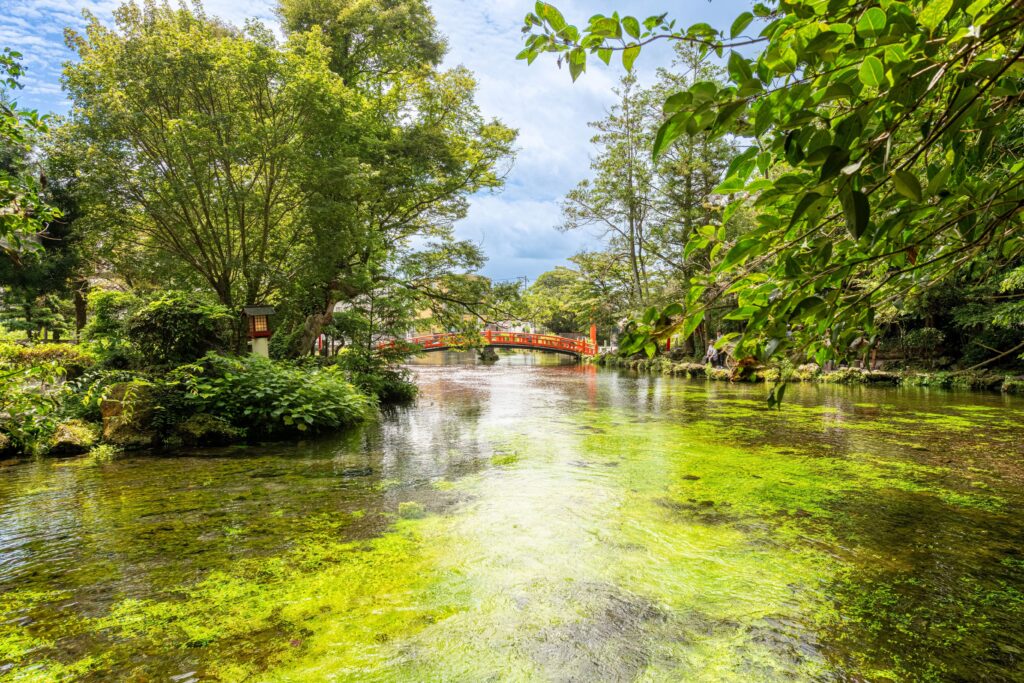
[708,368,731,381]
[1002,376,1024,394]
[49,419,99,457]
[677,362,707,378]
[175,413,245,447]
[792,363,821,381]
[821,367,869,384]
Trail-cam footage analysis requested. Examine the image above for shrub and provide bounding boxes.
[85,444,122,464]
[181,354,373,435]
[174,413,245,446]
[899,327,946,366]
[0,342,96,377]
[330,349,418,403]
[126,292,233,366]
[1003,376,1024,395]
[82,290,141,342]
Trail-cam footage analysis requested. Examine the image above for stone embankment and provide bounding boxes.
[588,354,1024,394]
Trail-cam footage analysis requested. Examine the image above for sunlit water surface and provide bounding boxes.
[2,352,1023,681]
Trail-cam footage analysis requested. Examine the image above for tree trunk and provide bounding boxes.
[297,301,338,357]
[73,280,89,342]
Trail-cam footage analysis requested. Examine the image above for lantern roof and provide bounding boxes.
[243,305,275,316]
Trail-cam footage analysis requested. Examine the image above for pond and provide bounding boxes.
[2,352,1023,681]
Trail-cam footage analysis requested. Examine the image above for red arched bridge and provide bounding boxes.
[379,330,597,358]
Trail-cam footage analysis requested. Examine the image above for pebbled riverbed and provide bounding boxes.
[2,352,1023,681]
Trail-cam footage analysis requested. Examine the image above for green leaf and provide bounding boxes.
[689,81,718,102]
[568,48,586,81]
[537,2,567,31]
[819,149,849,181]
[893,170,923,201]
[643,341,657,358]
[754,103,774,137]
[681,310,704,340]
[622,44,640,71]
[720,237,764,271]
[840,187,870,238]
[728,51,753,82]
[622,16,641,39]
[791,295,826,318]
[927,166,951,196]
[713,175,746,194]
[858,56,885,88]
[919,0,952,31]
[663,91,692,113]
[662,302,684,318]
[855,7,887,37]
[652,111,689,159]
[597,47,612,65]
[790,192,822,228]
[730,11,754,38]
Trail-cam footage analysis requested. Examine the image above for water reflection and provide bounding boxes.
[1,354,1023,680]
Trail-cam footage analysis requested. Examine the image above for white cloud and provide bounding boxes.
[1,0,750,281]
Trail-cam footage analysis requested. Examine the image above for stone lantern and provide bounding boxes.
[243,305,275,357]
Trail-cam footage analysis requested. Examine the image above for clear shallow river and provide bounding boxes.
[2,352,1024,682]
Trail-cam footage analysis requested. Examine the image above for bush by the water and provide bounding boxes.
[182,354,373,435]
[329,349,418,403]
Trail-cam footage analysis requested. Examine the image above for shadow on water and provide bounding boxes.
[1,350,1022,680]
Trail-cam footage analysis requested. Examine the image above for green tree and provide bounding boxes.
[62,4,347,330]
[521,1,1024,373]
[273,0,517,355]
[525,266,586,333]
[561,74,657,307]
[526,252,633,341]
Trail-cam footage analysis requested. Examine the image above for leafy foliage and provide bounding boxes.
[0,342,95,376]
[181,354,373,435]
[0,48,61,250]
[62,4,345,314]
[521,0,1024,370]
[0,360,66,453]
[125,292,232,366]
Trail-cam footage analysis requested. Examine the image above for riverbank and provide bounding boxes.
[588,353,1024,395]
[0,349,415,459]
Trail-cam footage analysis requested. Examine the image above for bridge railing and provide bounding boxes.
[378,331,597,356]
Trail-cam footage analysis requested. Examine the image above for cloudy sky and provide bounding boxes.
[1,0,748,281]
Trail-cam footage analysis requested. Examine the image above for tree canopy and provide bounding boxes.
[52,0,516,357]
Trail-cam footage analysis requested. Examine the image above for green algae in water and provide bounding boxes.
[1,361,1023,681]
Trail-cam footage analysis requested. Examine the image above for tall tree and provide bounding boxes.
[62,4,348,326]
[273,0,517,355]
[562,74,656,307]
